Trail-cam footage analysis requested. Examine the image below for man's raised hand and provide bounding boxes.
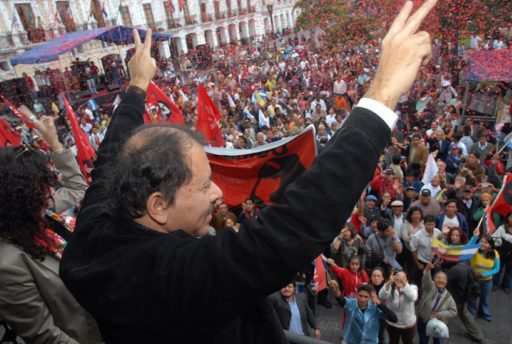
[366,0,437,110]
[128,29,156,91]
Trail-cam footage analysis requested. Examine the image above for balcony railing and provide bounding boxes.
[167,17,183,29]
[0,29,67,52]
[184,14,198,26]
[215,10,226,20]
[201,13,213,23]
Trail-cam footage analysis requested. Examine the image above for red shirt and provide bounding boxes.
[330,266,368,297]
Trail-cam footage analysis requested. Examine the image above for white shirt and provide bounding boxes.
[333,80,347,95]
[441,215,460,232]
[410,228,441,263]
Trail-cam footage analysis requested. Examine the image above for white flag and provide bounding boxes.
[422,153,439,185]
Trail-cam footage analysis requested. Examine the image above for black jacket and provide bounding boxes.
[268,293,317,337]
[60,88,391,343]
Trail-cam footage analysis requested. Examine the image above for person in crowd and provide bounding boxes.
[238,198,260,223]
[330,223,365,268]
[213,202,237,231]
[410,215,442,288]
[379,271,419,344]
[331,281,397,344]
[410,189,441,217]
[366,218,403,274]
[471,193,500,234]
[0,113,101,343]
[385,200,406,240]
[492,212,512,294]
[408,133,429,173]
[404,186,419,212]
[403,168,423,193]
[445,260,487,343]
[327,256,368,297]
[363,194,381,238]
[371,169,404,199]
[59,6,440,340]
[436,199,469,237]
[268,282,321,339]
[470,134,493,160]
[221,217,240,233]
[368,267,388,344]
[457,185,477,228]
[460,152,486,185]
[468,235,501,321]
[401,206,425,273]
[417,265,457,344]
[420,174,443,199]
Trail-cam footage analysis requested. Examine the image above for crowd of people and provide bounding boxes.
[0,1,511,342]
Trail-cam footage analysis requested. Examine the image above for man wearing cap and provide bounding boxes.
[457,185,477,228]
[370,169,404,199]
[385,200,406,239]
[403,168,423,192]
[411,189,441,217]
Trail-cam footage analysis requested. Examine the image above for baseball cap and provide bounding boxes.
[420,189,431,196]
[366,195,378,202]
[391,200,404,207]
[383,169,395,175]
[406,186,417,192]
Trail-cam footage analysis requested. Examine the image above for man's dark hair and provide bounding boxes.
[470,151,480,159]
[444,199,458,209]
[412,133,421,140]
[108,124,204,220]
[423,214,436,224]
[377,218,391,232]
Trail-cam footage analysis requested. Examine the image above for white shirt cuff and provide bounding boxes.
[355,98,398,130]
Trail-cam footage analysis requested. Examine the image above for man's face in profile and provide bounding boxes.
[167,145,222,236]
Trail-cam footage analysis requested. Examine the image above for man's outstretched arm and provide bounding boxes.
[80,29,156,210]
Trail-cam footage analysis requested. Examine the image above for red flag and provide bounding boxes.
[0,117,21,147]
[484,204,496,235]
[178,0,184,10]
[196,84,224,147]
[313,256,327,294]
[63,95,95,182]
[491,174,512,217]
[206,126,316,207]
[146,82,184,124]
[1,96,35,129]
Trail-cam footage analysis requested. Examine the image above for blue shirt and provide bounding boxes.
[343,298,383,344]
[287,299,304,335]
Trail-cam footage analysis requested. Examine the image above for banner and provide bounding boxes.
[146,82,184,124]
[491,174,512,217]
[205,126,316,207]
[432,237,480,262]
[312,256,327,294]
[196,83,224,147]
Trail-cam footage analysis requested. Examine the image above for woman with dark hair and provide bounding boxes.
[468,235,500,321]
[368,267,387,344]
[330,222,365,268]
[0,112,101,343]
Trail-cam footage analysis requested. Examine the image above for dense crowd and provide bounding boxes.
[1,9,512,344]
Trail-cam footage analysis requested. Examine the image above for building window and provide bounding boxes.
[89,0,106,27]
[56,1,76,32]
[143,4,156,30]
[120,6,132,26]
[163,1,178,28]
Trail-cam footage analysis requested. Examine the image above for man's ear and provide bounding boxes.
[145,192,170,225]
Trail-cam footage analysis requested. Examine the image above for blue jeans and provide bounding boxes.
[467,279,493,320]
[417,318,446,344]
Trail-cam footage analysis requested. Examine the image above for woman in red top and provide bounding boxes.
[327,256,368,297]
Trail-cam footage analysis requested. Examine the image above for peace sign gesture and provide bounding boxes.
[366,0,437,110]
[128,28,156,91]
